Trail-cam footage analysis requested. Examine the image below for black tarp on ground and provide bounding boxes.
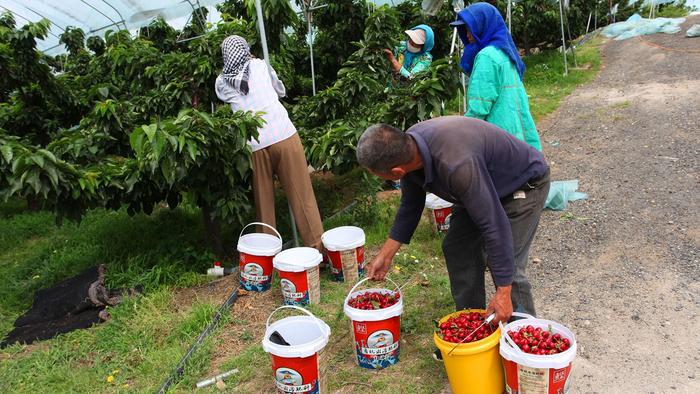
[1,264,132,347]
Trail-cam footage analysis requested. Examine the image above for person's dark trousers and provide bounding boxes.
[441,169,550,316]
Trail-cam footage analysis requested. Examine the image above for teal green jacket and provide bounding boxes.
[465,46,542,151]
[394,41,433,79]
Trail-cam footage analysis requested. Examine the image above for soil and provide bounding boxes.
[530,17,700,393]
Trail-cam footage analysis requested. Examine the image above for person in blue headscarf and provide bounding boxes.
[383,24,435,80]
[451,2,542,151]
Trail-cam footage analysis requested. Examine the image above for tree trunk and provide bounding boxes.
[523,27,532,56]
[201,203,227,260]
[26,196,41,211]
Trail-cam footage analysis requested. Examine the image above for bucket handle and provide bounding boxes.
[239,222,282,243]
[265,305,326,335]
[343,276,402,306]
[499,312,537,353]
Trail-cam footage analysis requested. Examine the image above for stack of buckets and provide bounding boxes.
[434,310,577,394]
[343,278,403,370]
[237,222,323,306]
[262,306,331,394]
[425,193,453,234]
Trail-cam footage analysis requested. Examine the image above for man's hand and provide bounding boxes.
[486,285,513,325]
[367,239,402,281]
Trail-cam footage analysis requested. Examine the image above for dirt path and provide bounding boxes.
[531,18,700,393]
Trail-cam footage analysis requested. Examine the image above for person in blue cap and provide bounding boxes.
[383,24,435,81]
[450,2,542,151]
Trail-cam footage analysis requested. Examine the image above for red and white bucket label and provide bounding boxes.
[328,246,365,282]
[430,207,452,233]
[503,359,573,394]
[271,353,320,394]
[239,252,274,291]
[278,267,320,306]
[350,316,401,369]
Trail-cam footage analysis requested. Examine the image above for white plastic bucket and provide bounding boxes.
[262,306,331,394]
[425,193,453,233]
[237,222,283,292]
[343,278,403,369]
[273,247,322,306]
[499,312,577,394]
[321,226,365,282]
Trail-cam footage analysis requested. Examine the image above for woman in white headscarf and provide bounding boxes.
[215,35,324,251]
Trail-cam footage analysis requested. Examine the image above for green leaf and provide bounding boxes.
[144,124,157,143]
[153,134,166,161]
[27,171,41,194]
[45,165,59,188]
[186,141,197,161]
[198,111,215,128]
[177,134,186,153]
[129,130,144,153]
[97,87,109,98]
[0,145,12,163]
[38,149,57,163]
[31,154,45,169]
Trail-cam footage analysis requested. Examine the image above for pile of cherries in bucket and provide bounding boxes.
[507,325,571,355]
[348,291,400,310]
[437,312,496,343]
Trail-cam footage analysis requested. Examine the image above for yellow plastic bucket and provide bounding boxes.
[433,309,504,394]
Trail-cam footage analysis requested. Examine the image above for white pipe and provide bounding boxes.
[586,12,592,35]
[449,27,458,56]
[507,0,512,32]
[254,0,271,70]
[307,13,316,95]
[558,0,568,76]
[196,369,239,389]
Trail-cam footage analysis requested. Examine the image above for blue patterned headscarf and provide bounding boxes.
[454,2,525,80]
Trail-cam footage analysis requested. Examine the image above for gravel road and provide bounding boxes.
[530,16,700,393]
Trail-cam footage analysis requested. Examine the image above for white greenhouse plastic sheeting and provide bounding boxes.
[0,0,222,54]
[603,13,686,40]
[687,24,700,37]
[0,0,423,55]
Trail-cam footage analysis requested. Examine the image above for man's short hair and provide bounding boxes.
[356,123,413,173]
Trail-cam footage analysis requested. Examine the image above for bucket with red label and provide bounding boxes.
[321,226,365,282]
[237,222,283,292]
[425,193,453,233]
[343,277,403,369]
[273,247,322,306]
[499,312,577,394]
[262,306,331,394]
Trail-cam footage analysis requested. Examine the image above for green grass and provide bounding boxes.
[523,36,603,123]
[0,289,219,393]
